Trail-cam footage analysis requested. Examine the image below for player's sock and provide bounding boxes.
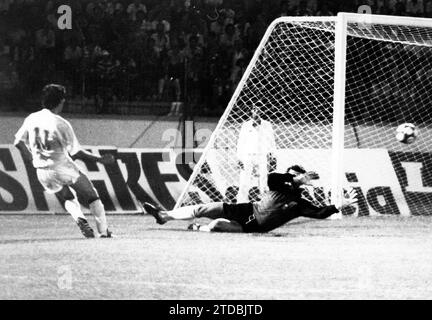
[89,199,108,235]
[65,198,86,222]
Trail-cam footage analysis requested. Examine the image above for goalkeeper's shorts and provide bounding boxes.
[223,202,260,233]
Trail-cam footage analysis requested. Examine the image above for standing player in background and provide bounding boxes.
[14,84,114,238]
[236,101,277,202]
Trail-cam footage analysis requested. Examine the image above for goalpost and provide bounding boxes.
[175,13,432,217]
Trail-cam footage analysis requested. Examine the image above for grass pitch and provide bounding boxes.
[0,214,431,299]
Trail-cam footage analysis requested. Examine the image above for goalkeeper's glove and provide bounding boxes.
[334,188,358,211]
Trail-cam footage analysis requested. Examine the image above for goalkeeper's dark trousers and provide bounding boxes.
[192,202,256,232]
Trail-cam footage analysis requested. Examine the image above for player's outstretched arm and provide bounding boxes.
[14,141,33,162]
[73,149,115,165]
[297,199,339,219]
[298,188,357,219]
[62,117,115,165]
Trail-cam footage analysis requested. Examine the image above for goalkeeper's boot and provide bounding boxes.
[76,217,95,238]
[141,202,166,225]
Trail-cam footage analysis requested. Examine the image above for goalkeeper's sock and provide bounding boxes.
[197,225,211,232]
[187,223,211,232]
[165,205,201,220]
[65,198,86,222]
[89,199,108,235]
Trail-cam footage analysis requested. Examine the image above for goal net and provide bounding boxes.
[175,13,432,217]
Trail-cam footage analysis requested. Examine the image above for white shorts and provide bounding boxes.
[36,161,81,194]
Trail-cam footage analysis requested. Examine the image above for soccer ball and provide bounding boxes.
[395,123,418,144]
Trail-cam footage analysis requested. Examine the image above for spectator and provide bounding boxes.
[376,0,386,11]
[183,35,204,105]
[426,0,432,17]
[64,38,83,96]
[308,0,318,13]
[121,55,139,101]
[141,37,163,100]
[221,5,235,26]
[127,0,147,21]
[86,1,103,16]
[151,11,171,34]
[0,0,12,12]
[277,1,290,17]
[114,1,124,13]
[209,12,225,36]
[202,47,223,111]
[406,0,424,16]
[35,22,55,49]
[376,1,392,14]
[233,9,251,39]
[0,37,10,67]
[185,23,206,48]
[64,38,83,63]
[89,40,104,61]
[316,2,334,16]
[231,39,248,68]
[111,3,129,42]
[45,3,58,29]
[219,23,240,49]
[206,31,221,58]
[95,50,118,111]
[394,0,406,15]
[230,57,246,92]
[165,39,185,102]
[104,1,116,16]
[35,21,56,64]
[205,0,223,6]
[0,61,19,92]
[294,0,313,16]
[151,21,170,56]
[247,13,267,50]
[8,22,26,46]
[90,4,107,25]
[134,9,153,34]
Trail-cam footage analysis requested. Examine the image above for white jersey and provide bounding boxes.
[14,108,81,168]
[236,119,276,164]
[14,109,83,194]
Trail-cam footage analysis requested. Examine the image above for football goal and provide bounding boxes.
[175,13,432,217]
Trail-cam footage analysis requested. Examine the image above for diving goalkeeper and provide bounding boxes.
[141,165,357,233]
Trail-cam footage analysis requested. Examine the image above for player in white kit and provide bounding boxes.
[236,102,277,203]
[14,84,114,238]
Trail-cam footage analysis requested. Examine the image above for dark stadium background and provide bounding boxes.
[1,0,431,116]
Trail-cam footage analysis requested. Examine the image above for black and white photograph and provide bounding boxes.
[1,0,432,303]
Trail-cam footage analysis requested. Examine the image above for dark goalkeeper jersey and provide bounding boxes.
[250,173,339,233]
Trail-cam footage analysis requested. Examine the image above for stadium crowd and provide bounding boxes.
[1,0,432,114]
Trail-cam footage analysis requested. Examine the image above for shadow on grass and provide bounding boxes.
[147,224,313,238]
